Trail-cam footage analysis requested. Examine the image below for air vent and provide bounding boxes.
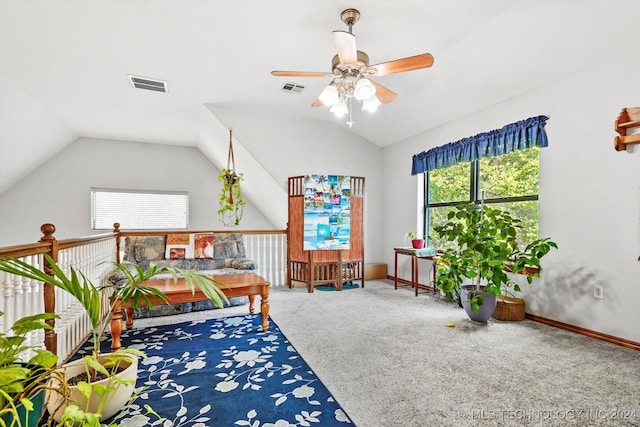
[128,75,168,93]
[281,82,305,93]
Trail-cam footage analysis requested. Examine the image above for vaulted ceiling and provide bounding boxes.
[2,1,639,193]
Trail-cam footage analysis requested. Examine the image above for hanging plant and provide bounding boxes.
[218,168,247,226]
[217,128,248,227]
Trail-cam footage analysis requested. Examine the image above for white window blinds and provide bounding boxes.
[91,188,189,230]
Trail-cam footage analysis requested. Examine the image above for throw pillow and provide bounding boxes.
[132,236,166,262]
[231,233,247,257]
[213,236,238,259]
[122,237,136,262]
[193,233,214,259]
[165,233,193,260]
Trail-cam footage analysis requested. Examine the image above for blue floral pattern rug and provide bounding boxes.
[75,314,354,426]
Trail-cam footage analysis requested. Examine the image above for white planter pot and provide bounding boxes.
[46,353,138,422]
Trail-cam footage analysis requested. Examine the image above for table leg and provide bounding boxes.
[415,255,419,296]
[260,290,270,331]
[125,307,134,329]
[248,294,255,314]
[394,250,399,289]
[411,254,416,292]
[110,301,123,351]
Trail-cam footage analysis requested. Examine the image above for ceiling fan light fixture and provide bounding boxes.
[362,94,381,112]
[270,8,434,128]
[354,78,375,101]
[330,101,348,117]
[319,84,340,105]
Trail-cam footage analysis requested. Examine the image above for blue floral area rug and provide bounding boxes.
[73,314,354,426]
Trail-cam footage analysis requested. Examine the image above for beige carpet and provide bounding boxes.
[134,280,640,427]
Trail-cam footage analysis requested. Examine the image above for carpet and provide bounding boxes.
[314,283,360,292]
[73,314,354,426]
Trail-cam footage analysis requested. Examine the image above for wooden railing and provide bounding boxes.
[113,225,287,287]
[0,224,117,362]
[0,224,287,361]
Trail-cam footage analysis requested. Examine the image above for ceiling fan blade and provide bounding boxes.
[369,53,434,76]
[271,71,328,77]
[332,30,357,66]
[370,80,397,104]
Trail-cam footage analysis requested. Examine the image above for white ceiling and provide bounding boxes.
[1,1,639,165]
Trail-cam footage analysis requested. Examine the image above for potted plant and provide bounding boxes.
[0,312,60,427]
[0,255,229,424]
[405,231,425,249]
[433,203,557,322]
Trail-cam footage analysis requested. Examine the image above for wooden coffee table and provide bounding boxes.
[110,272,270,350]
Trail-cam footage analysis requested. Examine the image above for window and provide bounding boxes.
[91,188,189,230]
[425,147,540,249]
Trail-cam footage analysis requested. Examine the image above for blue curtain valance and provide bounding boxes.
[411,115,549,175]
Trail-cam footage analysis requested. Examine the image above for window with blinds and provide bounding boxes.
[91,188,189,230]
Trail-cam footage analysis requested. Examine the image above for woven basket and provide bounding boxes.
[493,295,525,321]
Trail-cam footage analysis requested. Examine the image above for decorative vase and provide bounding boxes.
[411,239,425,249]
[46,354,138,422]
[460,285,497,323]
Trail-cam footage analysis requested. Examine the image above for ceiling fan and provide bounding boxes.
[271,8,434,125]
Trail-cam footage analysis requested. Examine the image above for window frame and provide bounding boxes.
[423,150,539,247]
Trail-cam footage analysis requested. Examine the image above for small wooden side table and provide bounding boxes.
[393,247,439,296]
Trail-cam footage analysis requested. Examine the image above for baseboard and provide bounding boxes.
[525,313,640,351]
[364,263,387,280]
[386,276,639,351]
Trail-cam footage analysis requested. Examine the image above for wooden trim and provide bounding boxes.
[525,313,640,351]
[116,229,286,237]
[0,242,50,258]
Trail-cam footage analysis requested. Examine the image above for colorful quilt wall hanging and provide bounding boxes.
[303,174,351,250]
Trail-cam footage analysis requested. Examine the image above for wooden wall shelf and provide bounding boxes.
[614,107,640,151]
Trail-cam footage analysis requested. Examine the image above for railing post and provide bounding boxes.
[39,223,58,355]
[113,223,121,263]
[286,222,291,288]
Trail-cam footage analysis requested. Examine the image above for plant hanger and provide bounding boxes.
[225,128,237,204]
[218,128,248,226]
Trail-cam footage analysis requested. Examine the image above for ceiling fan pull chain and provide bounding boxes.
[346,97,355,128]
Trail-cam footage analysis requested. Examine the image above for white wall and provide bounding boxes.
[0,74,77,193]
[0,112,386,264]
[383,54,640,342]
[2,55,637,343]
[0,137,274,245]
[206,105,386,263]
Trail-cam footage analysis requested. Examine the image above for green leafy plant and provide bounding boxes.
[405,231,421,241]
[434,203,557,314]
[218,169,248,227]
[0,312,59,427]
[0,255,229,426]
